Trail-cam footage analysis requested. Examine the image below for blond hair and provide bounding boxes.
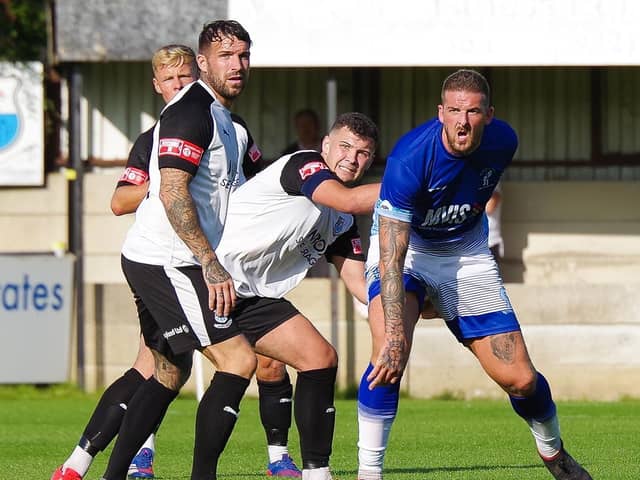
[151,44,197,77]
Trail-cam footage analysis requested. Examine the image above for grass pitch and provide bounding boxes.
[0,385,637,479]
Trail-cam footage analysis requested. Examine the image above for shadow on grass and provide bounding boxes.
[334,462,545,476]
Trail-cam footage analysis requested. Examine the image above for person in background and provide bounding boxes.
[357,69,592,480]
[51,43,198,480]
[281,108,323,155]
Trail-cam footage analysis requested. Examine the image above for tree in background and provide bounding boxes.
[0,0,47,61]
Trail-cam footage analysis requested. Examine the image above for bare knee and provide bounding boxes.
[256,356,287,383]
[500,370,537,397]
[316,343,338,370]
[202,340,257,379]
[152,350,192,391]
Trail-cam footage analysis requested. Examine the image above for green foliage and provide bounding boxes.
[0,393,638,479]
[0,0,47,61]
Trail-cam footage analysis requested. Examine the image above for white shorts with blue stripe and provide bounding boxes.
[366,233,520,342]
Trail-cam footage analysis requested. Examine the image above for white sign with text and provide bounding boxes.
[0,254,74,383]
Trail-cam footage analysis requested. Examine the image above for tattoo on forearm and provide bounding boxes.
[203,258,231,284]
[379,216,410,339]
[160,169,213,262]
[490,333,517,364]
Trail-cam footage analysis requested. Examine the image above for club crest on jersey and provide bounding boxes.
[298,161,328,180]
[159,138,204,165]
[479,168,498,189]
[333,215,352,236]
[118,167,148,185]
[213,313,233,329]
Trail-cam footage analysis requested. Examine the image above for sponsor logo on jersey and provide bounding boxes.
[420,204,472,227]
[351,238,362,254]
[298,161,328,180]
[118,166,148,185]
[220,175,243,189]
[295,227,328,266]
[158,138,204,165]
[248,143,262,162]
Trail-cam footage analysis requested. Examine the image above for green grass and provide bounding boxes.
[0,385,637,479]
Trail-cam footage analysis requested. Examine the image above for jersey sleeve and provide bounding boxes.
[116,126,154,187]
[280,151,337,198]
[377,155,422,223]
[231,113,264,179]
[157,93,213,177]
[325,220,365,263]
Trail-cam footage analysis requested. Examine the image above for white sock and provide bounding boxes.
[138,433,155,452]
[302,466,332,480]
[267,444,289,463]
[357,469,383,480]
[527,414,562,458]
[357,409,394,474]
[63,446,94,476]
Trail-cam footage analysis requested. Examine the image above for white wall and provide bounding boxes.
[229,0,640,67]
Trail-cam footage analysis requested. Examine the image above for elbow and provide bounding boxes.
[110,199,125,216]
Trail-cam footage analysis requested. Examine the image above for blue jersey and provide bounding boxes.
[374,117,517,252]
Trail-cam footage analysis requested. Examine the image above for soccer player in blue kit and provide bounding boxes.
[357,69,592,480]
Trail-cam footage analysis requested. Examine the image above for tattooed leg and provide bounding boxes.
[467,331,536,396]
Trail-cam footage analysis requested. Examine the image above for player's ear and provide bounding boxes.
[321,136,330,153]
[485,106,495,125]
[152,77,162,95]
[437,104,444,123]
[196,54,208,73]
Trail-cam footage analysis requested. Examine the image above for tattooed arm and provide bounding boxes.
[367,215,411,389]
[159,167,236,316]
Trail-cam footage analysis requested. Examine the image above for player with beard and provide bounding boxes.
[51,43,199,480]
[357,69,592,480]
[98,20,259,480]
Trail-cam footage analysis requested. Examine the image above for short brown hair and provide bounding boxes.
[441,69,491,109]
[331,112,378,151]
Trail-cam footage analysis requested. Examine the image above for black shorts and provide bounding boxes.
[121,255,243,357]
[232,296,300,346]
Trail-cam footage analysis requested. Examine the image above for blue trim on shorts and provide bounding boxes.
[446,310,520,342]
[368,275,426,307]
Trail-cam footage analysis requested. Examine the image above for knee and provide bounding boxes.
[502,370,537,397]
[223,348,257,379]
[320,344,338,369]
[298,341,337,371]
[256,357,287,383]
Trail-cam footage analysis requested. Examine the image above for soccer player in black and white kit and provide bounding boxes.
[51,44,199,480]
[99,21,261,480]
[214,112,381,480]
